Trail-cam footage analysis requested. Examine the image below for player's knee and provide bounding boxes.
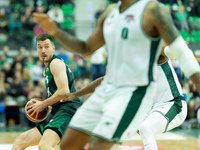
[88,137,114,150]
[89,137,101,148]
[12,134,27,149]
[60,135,78,150]
[88,143,97,150]
[138,123,152,136]
[87,138,102,150]
[60,142,65,150]
[38,142,53,150]
[60,141,70,150]
[60,142,73,150]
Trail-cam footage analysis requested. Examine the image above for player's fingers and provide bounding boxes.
[35,112,38,119]
[32,12,47,18]
[31,99,37,103]
[32,17,39,23]
[27,109,33,114]
[48,106,52,112]
[26,105,33,109]
[30,110,35,117]
[60,98,69,102]
[32,13,49,23]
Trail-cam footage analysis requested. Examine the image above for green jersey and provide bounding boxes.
[44,55,80,107]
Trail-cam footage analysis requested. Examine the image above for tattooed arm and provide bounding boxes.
[56,77,104,102]
[145,1,200,94]
[143,1,179,44]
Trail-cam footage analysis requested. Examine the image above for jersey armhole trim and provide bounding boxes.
[140,1,160,41]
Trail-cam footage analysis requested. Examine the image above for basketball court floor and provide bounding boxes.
[0,126,199,150]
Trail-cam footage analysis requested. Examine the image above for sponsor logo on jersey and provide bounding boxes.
[105,122,112,126]
[106,21,115,26]
[125,14,134,23]
[110,14,115,18]
[106,14,116,26]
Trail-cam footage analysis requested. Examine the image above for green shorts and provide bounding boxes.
[37,101,80,139]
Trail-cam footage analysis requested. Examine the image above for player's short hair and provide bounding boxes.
[36,34,54,45]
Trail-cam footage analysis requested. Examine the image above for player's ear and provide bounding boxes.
[52,45,55,53]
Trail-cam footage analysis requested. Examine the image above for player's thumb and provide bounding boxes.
[31,99,37,103]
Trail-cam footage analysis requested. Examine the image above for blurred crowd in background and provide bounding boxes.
[0,0,200,130]
[0,0,76,49]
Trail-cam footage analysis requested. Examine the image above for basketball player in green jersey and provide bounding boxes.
[33,0,200,150]
[12,34,81,150]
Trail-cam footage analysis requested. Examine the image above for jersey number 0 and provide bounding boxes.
[121,28,128,39]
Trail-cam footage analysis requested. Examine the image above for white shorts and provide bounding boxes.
[69,80,157,143]
[147,96,187,132]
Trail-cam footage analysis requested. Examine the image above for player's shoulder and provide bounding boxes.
[50,58,66,75]
[50,57,66,69]
[146,1,166,13]
[104,4,117,16]
[107,3,117,11]
[99,4,117,23]
[144,0,170,24]
[51,57,63,63]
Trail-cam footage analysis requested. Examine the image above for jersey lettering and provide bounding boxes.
[68,67,72,73]
[45,76,49,84]
[47,87,52,97]
[121,27,128,39]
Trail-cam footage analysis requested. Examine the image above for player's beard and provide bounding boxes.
[40,55,50,63]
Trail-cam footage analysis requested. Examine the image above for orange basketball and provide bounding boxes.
[25,98,48,122]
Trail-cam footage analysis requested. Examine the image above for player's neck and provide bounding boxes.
[120,0,139,12]
[43,60,50,67]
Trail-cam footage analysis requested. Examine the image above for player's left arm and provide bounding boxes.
[44,59,70,106]
[145,1,179,44]
[158,41,189,64]
[147,1,200,94]
[31,59,70,114]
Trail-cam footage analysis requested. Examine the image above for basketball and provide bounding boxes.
[25,98,49,123]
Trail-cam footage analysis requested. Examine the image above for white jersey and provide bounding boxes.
[154,59,184,104]
[103,0,163,87]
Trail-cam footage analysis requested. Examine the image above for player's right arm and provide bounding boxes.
[145,1,200,94]
[33,4,116,58]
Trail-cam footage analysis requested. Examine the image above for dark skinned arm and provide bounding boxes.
[33,5,116,58]
[146,2,200,94]
[58,77,104,102]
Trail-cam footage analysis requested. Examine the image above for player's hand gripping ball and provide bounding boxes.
[25,98,48,122]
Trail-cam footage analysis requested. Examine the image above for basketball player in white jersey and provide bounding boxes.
[32,0,200,150]
[137,42,187,150]
[54,42,188,150]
